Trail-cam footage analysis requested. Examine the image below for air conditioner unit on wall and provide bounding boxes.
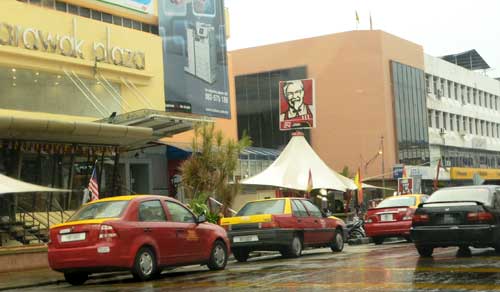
[437,89,443,98]
[439,128,446,135]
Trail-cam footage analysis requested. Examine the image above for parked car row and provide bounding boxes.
[49,186,500,286]
[365,185,500,259]
[47,196,345,285]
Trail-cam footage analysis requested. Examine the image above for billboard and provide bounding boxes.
[279,79,316,130]
[398,178,413,195]
[97,0,155,14]
[159,0,230,118]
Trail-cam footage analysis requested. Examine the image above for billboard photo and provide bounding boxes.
[159,0,230,118]
[279,79,316,130]
[97,0,155,14]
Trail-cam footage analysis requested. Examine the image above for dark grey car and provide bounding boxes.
[411,185,500,257]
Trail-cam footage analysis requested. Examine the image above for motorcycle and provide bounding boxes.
[346,216,366,239]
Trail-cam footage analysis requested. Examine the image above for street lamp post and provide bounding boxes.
[381,136,385,193]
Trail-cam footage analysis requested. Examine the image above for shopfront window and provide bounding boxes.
[0,66,122,118]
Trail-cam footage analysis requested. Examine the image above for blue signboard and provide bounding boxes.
[159,0,230,118]
[393,164,404,179]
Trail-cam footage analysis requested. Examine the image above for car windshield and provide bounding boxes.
[377,196,416,208]
[237,200,285,216]
[428,188,491,205]
[68,201,129,221]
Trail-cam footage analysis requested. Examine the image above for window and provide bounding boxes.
[80,7,90,18]
[469,118,473,134]
[443,112,448,130]
[69,201,129,221]
[113,15,123,26]
[428,110,433,128]
[450,114,454,131]
[435,111,440,128]
[123,18,132,28]
[301,200,323,218]
[68,3,78,14]
[165,201,195,223]
[91,10,102,21]
[55,0,66,11]
[102,12,113,23]
[237,200,285,216]
[139,200,167,222]
[292,200,309,217]
[378,196,416,207]
[132,20,142,30]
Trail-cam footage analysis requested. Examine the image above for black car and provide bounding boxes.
[411,185,500,257]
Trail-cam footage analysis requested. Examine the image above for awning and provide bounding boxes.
[0,115,153,148]
[0,174,70,195]
[158,141,282,161]
[97,109,212,138]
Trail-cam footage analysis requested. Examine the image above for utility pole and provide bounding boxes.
[381,135,385,193]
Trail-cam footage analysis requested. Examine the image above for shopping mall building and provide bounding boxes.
[230,29,500,195]
[0,0,220,220]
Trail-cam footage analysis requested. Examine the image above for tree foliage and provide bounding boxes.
[180,122,251,215]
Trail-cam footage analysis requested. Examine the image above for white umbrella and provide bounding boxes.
[241,134,356,192]
[0,174,70,194]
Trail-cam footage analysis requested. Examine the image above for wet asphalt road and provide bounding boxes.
[18,241,500,291]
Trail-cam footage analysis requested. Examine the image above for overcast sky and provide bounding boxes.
[225,0,500,77]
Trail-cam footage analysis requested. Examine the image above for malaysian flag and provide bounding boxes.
[88,165,99,201]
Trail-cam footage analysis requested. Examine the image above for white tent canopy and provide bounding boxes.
[241,133,358,192]
[0,174,70,195]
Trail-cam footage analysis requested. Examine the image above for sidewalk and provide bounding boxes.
[0,267,63,291]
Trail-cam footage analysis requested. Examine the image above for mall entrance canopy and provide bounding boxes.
[241,132,358,192]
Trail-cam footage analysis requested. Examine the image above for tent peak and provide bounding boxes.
[292,131,305,137]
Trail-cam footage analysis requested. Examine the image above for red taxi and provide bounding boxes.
[220,198,346,262]
[48,195,229,285]
[364,194,429,245]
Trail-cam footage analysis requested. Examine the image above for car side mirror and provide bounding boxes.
[197,214,207,224]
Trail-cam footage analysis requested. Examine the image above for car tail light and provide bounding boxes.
[412,214,429,223]
[467,212,494,223]
[403,208,415,221]
[99,224,118,240]
[259,216,278,229]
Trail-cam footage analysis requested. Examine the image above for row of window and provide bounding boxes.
[425,74,500,111]
[429,109,500,138]
[440,146,500,169]
[18,0,159,35]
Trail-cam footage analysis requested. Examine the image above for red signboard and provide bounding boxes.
[279,79,316,130]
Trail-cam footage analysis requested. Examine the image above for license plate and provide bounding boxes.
[60,232,86,242]
[443,214,456,224]
[380,214,393,221]
[233,235,258,243]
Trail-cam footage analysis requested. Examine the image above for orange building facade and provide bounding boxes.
[230,30,425,183]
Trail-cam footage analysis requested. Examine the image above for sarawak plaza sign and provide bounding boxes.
[0,18,145,70]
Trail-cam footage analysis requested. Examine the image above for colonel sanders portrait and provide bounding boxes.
[279,79,314,129]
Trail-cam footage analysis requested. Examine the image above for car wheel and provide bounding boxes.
[416,246,434,257]
[284,235,303,258]
[232,248,250,262]
[64,272,88,286]
[207,240,227,270]
[372,237,384,245]
[331,229,344,252]
[132,247,157,281]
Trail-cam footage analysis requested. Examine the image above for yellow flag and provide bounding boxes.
[355,10,360,24]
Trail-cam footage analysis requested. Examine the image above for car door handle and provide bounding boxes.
[297,219,302,223]
[143,228,152,233]
[314,220,319,223]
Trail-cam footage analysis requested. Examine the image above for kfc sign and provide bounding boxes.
[279,79,316,130]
